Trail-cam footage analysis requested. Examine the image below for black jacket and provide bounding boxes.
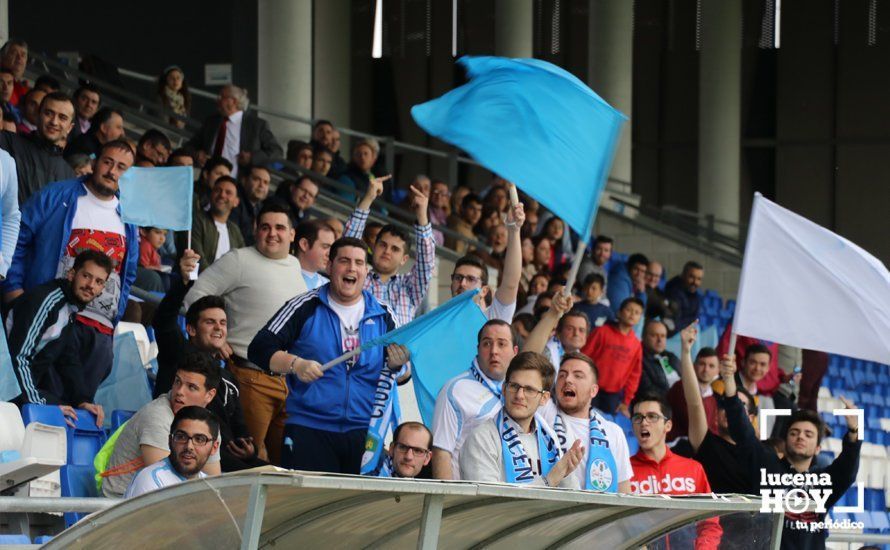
[0,131,75,204]
[725,394,861,550]
[188,111,283,168]
[7,279,89,405]
[151,274,250,446]
[639,350,679,396]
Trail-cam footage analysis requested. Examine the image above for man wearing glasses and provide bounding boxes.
[628,391,722,546]
[449,201,525,323]
[125,407,221,498]
[628,391,712,495]
[459,352,584,487]
[376,422,433,479]
[431,319,519,479]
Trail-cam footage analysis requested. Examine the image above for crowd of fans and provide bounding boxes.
[0,39,864,549]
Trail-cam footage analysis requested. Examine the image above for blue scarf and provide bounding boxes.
[470,360,502,399]
[360,366,403,476]
[498,410,560,484]
[553,409,618,492]
[376,453,394,478]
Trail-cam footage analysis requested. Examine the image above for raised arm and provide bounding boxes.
[494,201,525,308]
[344,175,390,238]
[522,292,572,354]
[404,185,435,305]
[679,321,708,452]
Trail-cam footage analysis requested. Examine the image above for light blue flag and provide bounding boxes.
[94,332,153,429]
[364,289,488,425]
[412,56,627,236]
[119,166,193,230]
[0,326,21,402]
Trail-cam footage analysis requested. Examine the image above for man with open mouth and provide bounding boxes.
[629,390,722,546]
[459,351,584,488]
[249,237,411,475]
[521,293,633,493]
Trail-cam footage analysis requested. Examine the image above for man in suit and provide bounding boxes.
[189,85,283,179]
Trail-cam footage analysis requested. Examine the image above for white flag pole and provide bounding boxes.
[725,193,762,359]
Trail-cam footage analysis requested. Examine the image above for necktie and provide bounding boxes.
[213,117,228,157]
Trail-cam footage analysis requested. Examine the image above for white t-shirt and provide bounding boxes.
[541,400,634,489]
[214,220,230,260]
[328,297,364,368]
[124,457,206,498]
[432,359,503,479]
[302,269,329,290]
[487,295,516,322]
[56,185,127,328]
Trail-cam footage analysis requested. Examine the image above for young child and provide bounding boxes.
[139,227,168,271]
[572,273,614,331]
[136,227,171,292]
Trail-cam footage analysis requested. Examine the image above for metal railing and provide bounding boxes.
[27,50,746,264]
[23,51,492,258]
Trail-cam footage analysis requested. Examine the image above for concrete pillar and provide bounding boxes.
[313,0,351,140]
[0,0,8,43]
[495,0,533,58]
[698,0,742,232]
[258,0,313,143]
[588,0,634,188]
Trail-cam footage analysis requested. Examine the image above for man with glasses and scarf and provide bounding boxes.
[459,351,583,487]
[125,406,221,498]
[431,319,519,479]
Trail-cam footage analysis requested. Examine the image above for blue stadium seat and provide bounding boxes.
[613,414,632,434]
[34,535,54,544]
[866,488,886,511]
[626,434,638,455]
[869,511,889,531]
[20,404,67,428]
[67,410,106,466]
[0,535,30,544]
[61,464,98,527]
[111,410,136,432]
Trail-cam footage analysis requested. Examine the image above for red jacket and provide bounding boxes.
[717,322,783,396]
[631,448,722,548]
[581,322,642,404]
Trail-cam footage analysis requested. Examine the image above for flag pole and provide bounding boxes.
[725,193,760,361]
[321,348,363,372]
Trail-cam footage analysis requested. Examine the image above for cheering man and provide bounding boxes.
[459,352,583,487]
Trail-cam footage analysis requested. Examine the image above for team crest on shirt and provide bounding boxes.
[589,458,613,492]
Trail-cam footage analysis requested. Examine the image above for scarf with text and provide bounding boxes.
[498,410,561,484]
[553,409,618,492]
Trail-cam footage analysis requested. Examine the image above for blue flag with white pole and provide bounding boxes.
[364,289,488,426]
[119,166,194,230]
[411,56,626,238]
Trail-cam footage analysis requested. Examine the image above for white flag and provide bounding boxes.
[734,193,890,364]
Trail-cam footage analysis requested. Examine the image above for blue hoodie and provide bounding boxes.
[248,285,397,433]
[3,177,138,322]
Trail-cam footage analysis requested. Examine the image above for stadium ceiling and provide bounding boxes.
[46,470,781,550]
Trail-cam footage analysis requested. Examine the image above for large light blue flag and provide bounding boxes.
[412,56,627,236]
[365,289,487,425]
[0,326,21,402]
[119,166,193,230]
